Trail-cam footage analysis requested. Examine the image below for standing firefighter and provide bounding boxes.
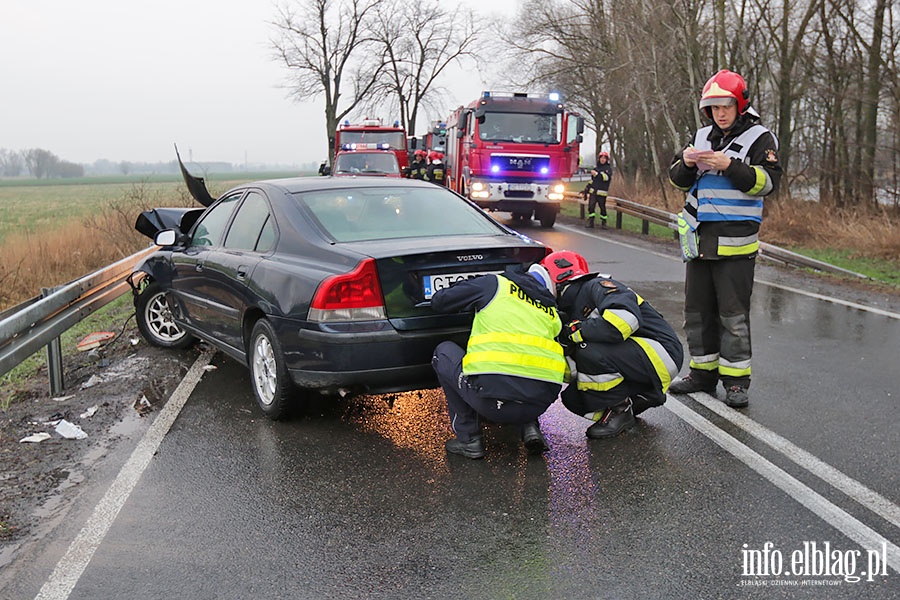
[430,265,566,459]
[541,251,683,439]
[408,149,427,180]
[668,69,782,407]
[425,151,446,186]
[583,152,612,228]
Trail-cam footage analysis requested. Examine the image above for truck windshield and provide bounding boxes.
[479,112,561,144]
[339,131,406,148]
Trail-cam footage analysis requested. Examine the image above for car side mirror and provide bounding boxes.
[155,229,178,246]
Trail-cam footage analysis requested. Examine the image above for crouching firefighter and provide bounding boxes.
[540,250,684,439]
[430,265,566,459]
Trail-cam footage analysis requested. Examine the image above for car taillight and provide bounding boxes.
[308,258,386,322]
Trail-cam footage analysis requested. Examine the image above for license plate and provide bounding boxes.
[423,271,498,299]
[507,183,533,191]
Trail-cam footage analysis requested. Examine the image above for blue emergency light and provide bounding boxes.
[491,164,501,174]
[540,166,550,175]
[548,92,560,102]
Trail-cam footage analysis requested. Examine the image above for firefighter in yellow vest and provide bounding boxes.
[430,264,565,459]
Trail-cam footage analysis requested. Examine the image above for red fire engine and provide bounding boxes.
[334,118,409,171]
[445,91,584,228]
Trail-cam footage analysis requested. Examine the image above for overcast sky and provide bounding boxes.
[1,0,521,167]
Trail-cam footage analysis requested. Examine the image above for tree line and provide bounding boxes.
[272,0,900,210]
[0,148,84,179]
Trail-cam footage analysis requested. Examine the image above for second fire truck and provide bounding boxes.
[444,91,584,228]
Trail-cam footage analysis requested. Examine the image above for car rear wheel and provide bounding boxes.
[536,207,557,228]
[135,281,195,349]
[249,319,296,420]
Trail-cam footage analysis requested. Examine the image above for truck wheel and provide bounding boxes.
[511,211,532,221]
[135,281,195,349]
[537,207,558,228]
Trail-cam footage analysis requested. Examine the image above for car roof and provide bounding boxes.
[230,176,435,195]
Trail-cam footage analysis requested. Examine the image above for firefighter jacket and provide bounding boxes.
[583,163,612,198]
[408,158,427,180]
[425,160,446,185]
[557,275,683,396]
[669,113,782,258]
[431,267,565,404]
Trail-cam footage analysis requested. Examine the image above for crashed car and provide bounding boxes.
[128,155,551,419]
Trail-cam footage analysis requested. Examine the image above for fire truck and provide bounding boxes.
[334,118,409,171]
[444,91,584,228]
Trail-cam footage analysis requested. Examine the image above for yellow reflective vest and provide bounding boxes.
[462,275,566,384]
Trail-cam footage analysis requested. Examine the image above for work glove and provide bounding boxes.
[566,320,584,344]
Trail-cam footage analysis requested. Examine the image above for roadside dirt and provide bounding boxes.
[0,322,202,566]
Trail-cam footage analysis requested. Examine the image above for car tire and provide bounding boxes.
[249,319,296,420]
[135,281,195,349]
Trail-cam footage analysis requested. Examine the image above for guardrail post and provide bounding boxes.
[642,219,650,235]
[42,286,65,395]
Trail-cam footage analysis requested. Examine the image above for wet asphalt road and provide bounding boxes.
[6,221,900,599]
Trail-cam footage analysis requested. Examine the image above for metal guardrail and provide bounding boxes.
[0,246,157,394]
[563,191,868,279]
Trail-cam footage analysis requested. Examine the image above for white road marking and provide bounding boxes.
[34,349,215,600]
[687,391,900,531]
[557,223,900,320]
[665,396,900,573]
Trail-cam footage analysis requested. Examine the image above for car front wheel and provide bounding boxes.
[249,319,296,420]
[135,281,195,349]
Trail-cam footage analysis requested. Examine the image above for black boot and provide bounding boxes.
[586,399,635,439]
[521,421,549,454]
[668,371,718,395]
[445,435,485,459]
[585,216,595,228]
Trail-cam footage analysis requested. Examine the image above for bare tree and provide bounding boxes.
[368,0,482,137]
[24,148,59,179]
[271,0,387,162]
[0,149,24,177]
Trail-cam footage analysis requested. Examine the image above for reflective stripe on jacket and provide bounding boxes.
[463,275,565,384]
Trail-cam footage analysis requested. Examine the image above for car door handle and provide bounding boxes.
[195,263,204,272]
[237,266,249,280]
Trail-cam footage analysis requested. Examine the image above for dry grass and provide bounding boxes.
[0,183,191,310]
[610,178,900,263]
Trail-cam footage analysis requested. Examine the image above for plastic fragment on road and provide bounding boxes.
[80,405,99,419]
[203,364,218,371]
[20,432,52,443]
[55,419,88,440]
[52,395,76,402]
[134,394,153,415]
[77,331,116,351]
[81,374,101,389]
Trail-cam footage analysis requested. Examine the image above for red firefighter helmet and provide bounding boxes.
[414,149,427,158]
[427,151,438,161]
[541,250,590,284]
[598,151,610,160]
[699,69,750,115]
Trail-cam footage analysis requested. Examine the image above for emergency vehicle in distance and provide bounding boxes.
[334,118,409,172]
[445,91,584,228]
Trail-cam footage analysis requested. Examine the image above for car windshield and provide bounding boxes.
[333,152,399,175]
[296,186,505,242]
[478,111,561,144]
[338,131,406,148]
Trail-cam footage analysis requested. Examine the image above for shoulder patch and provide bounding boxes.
[600,280,617,289]
[765,149,778,163]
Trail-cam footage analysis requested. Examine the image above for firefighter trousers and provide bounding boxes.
[683,256,756,387]
[587,192,608,220]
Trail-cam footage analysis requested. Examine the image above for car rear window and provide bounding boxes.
[295,186,505,242]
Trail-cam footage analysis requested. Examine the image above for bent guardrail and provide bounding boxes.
[563,191,868,280]
[0,246,157,395]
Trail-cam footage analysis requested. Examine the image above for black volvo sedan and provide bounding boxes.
[130,170,551,419]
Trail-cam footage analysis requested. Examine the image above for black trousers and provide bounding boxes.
[431,341,549,441]
[587,192,608,220]
[683,257,755,387]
